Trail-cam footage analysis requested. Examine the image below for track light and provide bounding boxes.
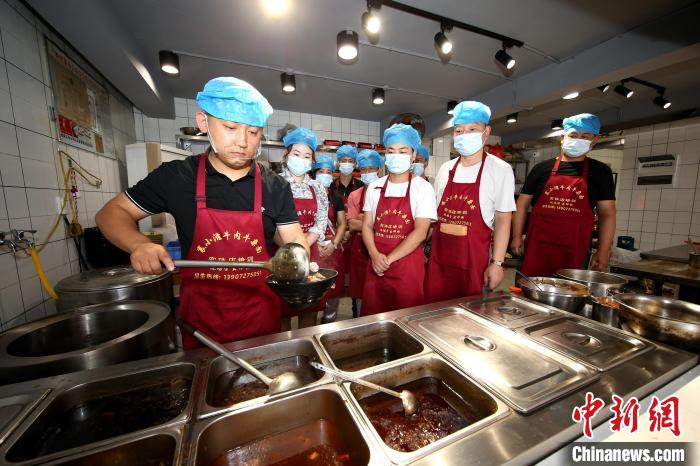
[362,10,381,35]
[447,100,457,115]
[281,73,296,94]
[614,83,634,99]
[337,30,359,61]
[434,21,453,56]
[372,88,385,105]
[159,51,180,76]
[551,119,563,130]
[598,84,610,93]
[653,94,671,109]
[434,31,452,55]
[562,92,579,100]
[506,113,518,124]
[495,45,516,71]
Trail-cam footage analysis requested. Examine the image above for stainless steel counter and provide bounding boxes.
[0,292,696,466]
[611,259,700,289]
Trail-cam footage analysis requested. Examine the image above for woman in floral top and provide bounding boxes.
[280,127,328,329]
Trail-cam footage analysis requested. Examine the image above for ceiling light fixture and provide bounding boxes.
[562,91,579,100]
[614,83,634,99]
[372,87,385,105]
[434,21,453,56]
[447,100,457,115]
[377,1,524,73]
[262,0,290,17]
[280,72,296,94]
[551,119,563,130]
[653,95,671,109]
[337,30,359,61]
[495,43,516,72]
[362,1,382,35]
[598,84,610,93]
[506,112,518,124]
[159,50,180,76]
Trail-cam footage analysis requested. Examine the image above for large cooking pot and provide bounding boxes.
[55,266,173,312]
[555,269,627,297]
[612,294,700,352]
[518,277,590,314]
[0,301,175,385]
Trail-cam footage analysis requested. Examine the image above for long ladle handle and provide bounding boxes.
[515,269,544,291]
[310,362,402,398]
[174,259,267,269]
[177,319,273,386]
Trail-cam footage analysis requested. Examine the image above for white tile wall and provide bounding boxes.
[133,99,383,162]
[615,118,700,252]
[0,0,132,330]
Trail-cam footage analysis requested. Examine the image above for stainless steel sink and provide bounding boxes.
[191,386,379,466]
[342,354,510,465]
[2,363,194,465]
[317,320,425,372]
[199,337,329,418]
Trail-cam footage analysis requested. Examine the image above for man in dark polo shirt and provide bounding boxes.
[96,77,306,348]
[511,113,616,275]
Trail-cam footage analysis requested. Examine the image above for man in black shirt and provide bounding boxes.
[96,77,307,349]
[123,155,298,256]
[511,113,616,274]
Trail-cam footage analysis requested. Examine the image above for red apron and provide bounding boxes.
[348,187,369,299]
[333,177,361,277]
[280,187,319,317]
[521,156,594,277]
[425,156,492,302]
[362,176,425,315]
[179,155,280,350]
[315,192,345,301]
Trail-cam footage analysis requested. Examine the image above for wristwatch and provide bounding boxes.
[490,259,504,267]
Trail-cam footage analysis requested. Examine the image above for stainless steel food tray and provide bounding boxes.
[516,316,653,371]
[460,294,561,328]
[398,307,599,413]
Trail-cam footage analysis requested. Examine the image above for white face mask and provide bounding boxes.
[204,115,218,154]
[361,172,379,184]
[286,156,313,176]
[338,162,354,175]
[453,131,485,156]
[316,173,333,187]
[410,163,425,177]
[385,153,412,174]
[562,137,592,157]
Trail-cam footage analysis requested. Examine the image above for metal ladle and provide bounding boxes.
[516,269,545,292]
[310,362,418,416]
[174,242,309,282]
[177,319,304,396]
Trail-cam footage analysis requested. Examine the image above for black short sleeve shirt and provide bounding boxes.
[125,154,298,255]
[521,157,616,209]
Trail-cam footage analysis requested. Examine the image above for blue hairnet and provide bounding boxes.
[195,77,272,128]
[383,123,421,150]
[336,144,357,161]
[282,127,319,151]
[452,101,491,125]
[416,145,430,160]
[357,149,384,168]
[563,113,601,135]
[314,153,336,171]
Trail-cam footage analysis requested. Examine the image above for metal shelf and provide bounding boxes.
[175,134,384,153]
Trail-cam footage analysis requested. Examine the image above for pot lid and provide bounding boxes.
[55,266,171,292]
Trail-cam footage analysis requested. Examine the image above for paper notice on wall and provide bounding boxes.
[47,40,115,158]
